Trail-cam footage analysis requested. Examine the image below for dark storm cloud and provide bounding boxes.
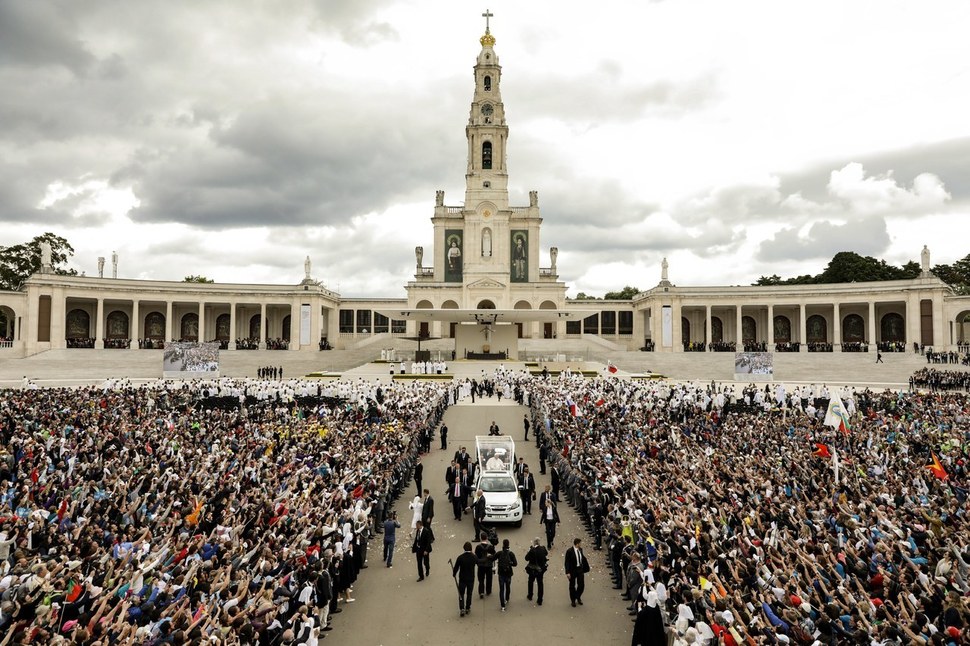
[756,215,891,262]
[128,92,464,228]
[0,3,97,75]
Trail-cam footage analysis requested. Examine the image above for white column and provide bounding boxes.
[130,300,139,350]
[735,306,743,347]
[95,299,104,349]
[259,303,267,349]
[672,301,683,352]
[868,301,876,345]
[906,293,920,346]
[767,304,774,347]
[197,302,206,342]
[833,303,841,351]
[228,302,236,350]
[932,294,944,348]
[165,301,173,341]
[705,305,712,348]
[799,304,807,352]
[290,301,300,351]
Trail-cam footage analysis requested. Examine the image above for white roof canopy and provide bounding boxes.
[376,308,585,324]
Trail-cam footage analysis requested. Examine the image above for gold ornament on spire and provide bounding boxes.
[480,8,495,47]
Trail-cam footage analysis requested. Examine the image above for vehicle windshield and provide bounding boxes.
[479,476,517,492]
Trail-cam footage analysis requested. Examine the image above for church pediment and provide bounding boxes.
[467,278,506,289]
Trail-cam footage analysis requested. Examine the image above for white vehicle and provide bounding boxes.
[475,436,523,526]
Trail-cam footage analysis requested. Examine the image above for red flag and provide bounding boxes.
[813,444,832,459]
[66,582,83,603]
[607,364,618,374]
[595,398,606,407]
[926,453,948,480]
[57,498,69,522]
[145,441,153,455]
[352,485,364,499]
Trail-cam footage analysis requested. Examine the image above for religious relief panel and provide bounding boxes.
[66,309,90,339]
[510,230,528,283]
[742,316,757,343]
[444,230,463,282]
[880,313,905,342]
[145,312,165,339]
[842,314,865,342]
[106,311,129,339]
[773,315,791,343]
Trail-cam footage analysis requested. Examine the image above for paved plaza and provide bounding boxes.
[326,399,633,646]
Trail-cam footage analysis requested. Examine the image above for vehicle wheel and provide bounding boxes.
[514,520,522,528]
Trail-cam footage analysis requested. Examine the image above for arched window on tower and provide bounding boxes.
[484,75,491,91]
[482,141,492,169]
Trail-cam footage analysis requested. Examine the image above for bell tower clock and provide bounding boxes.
[465,9,509,211]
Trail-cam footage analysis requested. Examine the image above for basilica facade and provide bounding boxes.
[0,21,967,359]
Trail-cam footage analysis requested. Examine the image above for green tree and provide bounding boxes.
[603,285,640,300]
[183,275,214,283]
[573,292,601,300]
[754,274,782,286]
[0,232,77,291]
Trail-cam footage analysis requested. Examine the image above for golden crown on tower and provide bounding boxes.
[480,31,495,47]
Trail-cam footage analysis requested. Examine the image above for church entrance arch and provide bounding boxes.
[416,300,433,338]
[477,300,496,309]
[0,306,15,341]
[681,318,691,345]
[441,300,459,338]
[249,314,262,341]
[955,310,970,345]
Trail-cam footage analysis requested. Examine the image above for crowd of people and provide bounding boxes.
[0,377,447,644]
[911,368,970,392]
[523,372,970,644]
[925,351,967,366]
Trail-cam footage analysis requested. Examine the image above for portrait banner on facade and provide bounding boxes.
[163,341,220,378]
[734,351,773,379]
[444,229,463,282]
[510,230,528,283]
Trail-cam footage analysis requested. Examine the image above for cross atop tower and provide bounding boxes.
[482,9,493,33]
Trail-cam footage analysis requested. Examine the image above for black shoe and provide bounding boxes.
[537,600,542,605]
[527,595,532,601]
[577,599,583,606]
[322,627,333,631]
[417,577,424,582]
[571,600,576,607]
[460,609,465,617]
[332,609,343,614]
[480,593,484,599]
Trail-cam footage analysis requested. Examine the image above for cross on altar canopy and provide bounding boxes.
[482,9,493,32]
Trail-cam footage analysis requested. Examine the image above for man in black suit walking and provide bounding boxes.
[450,477,465,520]
[453,541,478,616]
[563,537,590,607]
[519,467,536,515]
[413,459,423,496]
[421,489,435,529]
[412,520,432,581]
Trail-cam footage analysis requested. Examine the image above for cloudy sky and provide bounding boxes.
[1,0,967,297]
